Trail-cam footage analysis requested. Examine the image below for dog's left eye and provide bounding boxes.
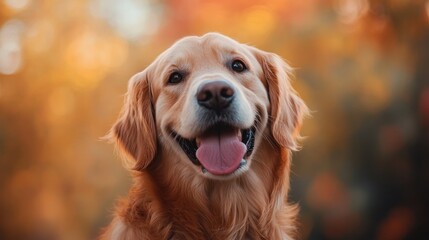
[231,60,247,73]
[168,72,183,84]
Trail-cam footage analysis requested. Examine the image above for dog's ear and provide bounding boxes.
[108,70,157,170]
[255,50,309,150]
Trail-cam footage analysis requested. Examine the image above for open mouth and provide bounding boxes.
[173,123,255,176]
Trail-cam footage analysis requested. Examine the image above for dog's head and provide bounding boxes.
[109,33,308,180]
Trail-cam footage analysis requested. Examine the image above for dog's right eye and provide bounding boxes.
[168,72,183,84]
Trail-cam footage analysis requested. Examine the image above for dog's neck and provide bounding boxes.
[126,139,295,239]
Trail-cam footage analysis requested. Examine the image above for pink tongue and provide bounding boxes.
[196,129,246,175]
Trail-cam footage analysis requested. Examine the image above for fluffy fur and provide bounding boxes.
[100,33,309,240]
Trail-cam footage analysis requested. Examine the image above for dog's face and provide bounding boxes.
[111,33,307,180]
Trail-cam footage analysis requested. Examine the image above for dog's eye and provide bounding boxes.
[168,72,183,84]
[231,60,247,73]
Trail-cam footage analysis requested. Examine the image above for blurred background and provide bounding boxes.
[0,0,428,239]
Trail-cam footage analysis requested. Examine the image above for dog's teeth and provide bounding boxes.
[239,159,247,167]
[202,168,207,173]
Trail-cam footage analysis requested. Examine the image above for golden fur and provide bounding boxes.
[100,33,309,240]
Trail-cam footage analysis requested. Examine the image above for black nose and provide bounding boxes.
[196,80,235,110]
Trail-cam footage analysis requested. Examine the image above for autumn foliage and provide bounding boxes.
[0,0,428,239]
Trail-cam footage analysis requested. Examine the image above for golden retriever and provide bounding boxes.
[100,33,309,240]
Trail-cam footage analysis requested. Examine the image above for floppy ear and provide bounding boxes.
[256,51,309,150]
[109,70,157,170]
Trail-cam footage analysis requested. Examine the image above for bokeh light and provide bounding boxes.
[0,19,24,75]
[88,0,163,40]
[4,0,30,11]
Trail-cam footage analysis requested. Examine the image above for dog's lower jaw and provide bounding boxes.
[200,159,250,181]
